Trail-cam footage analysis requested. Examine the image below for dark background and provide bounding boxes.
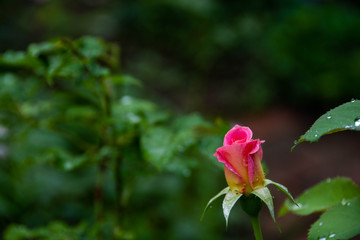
[1,0,360,239]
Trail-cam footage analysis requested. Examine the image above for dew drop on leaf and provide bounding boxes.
[319,222,323,226]
[329,233,336,238]
[326,115,332,119]
[318,236,327,240]
[354,117,360,127]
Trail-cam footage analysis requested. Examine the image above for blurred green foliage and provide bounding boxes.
[2,0,360,115]
[0,36,258,239]
[1,0,360,239]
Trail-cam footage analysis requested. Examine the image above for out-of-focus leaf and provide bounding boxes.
[164,155,197,177]
[141,126,173,169]
[50,148,88,171]
[87,61,110,77]
[293,100,360,150]
[308,197,360,240]
[65,105,98,120]
[54,121,101,148]
[172,113,210,131]
[27,41,59,57]
[198,135,223,168]
[57,61,84,78]
[4,221,84,240]
[280,177,360,216]
[46,55,63,85]
[0,51,42,69]
[108,74,142,86]
[75,36,106,59]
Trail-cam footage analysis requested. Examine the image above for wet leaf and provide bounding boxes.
[293,100,360,150]
[308,197,360,240]
[280,177,360,216]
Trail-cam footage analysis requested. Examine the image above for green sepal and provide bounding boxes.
[265,179,298,206]
[252,186,281,232]
[222,190,243,227]
[201,186,230,221]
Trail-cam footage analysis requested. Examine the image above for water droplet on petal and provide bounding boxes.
[319,222,323,226]
[326,115,332,119]
[329,233,336,238]
[354,117,360,127]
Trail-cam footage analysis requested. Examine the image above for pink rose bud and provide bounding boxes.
[214,125,265,195]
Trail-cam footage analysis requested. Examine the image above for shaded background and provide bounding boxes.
[1,0,360,239]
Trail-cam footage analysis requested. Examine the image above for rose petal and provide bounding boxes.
[223,125,253,146]
[215,140,263,186]
[224,167,245,193]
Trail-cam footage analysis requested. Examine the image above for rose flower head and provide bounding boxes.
[202,124,297,231]
[214,125,265,195]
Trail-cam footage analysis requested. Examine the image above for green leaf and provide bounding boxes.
[108,74,142,86]
[265,179,297,205]
[282,177,360,216]
[27,41,59,57]
[201,186,229,221]
[172,113,210,130]
[4,221,84,240]
[75,36,106,59]
[308,197,360,240]
[50,148,88,171]
[293,100,360,150]
[87,61,110,77]
[0,51,42,69]
[222,190,242,227]
[140,127,173,169]
[252,186,280,231]
[198,135,223,169]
